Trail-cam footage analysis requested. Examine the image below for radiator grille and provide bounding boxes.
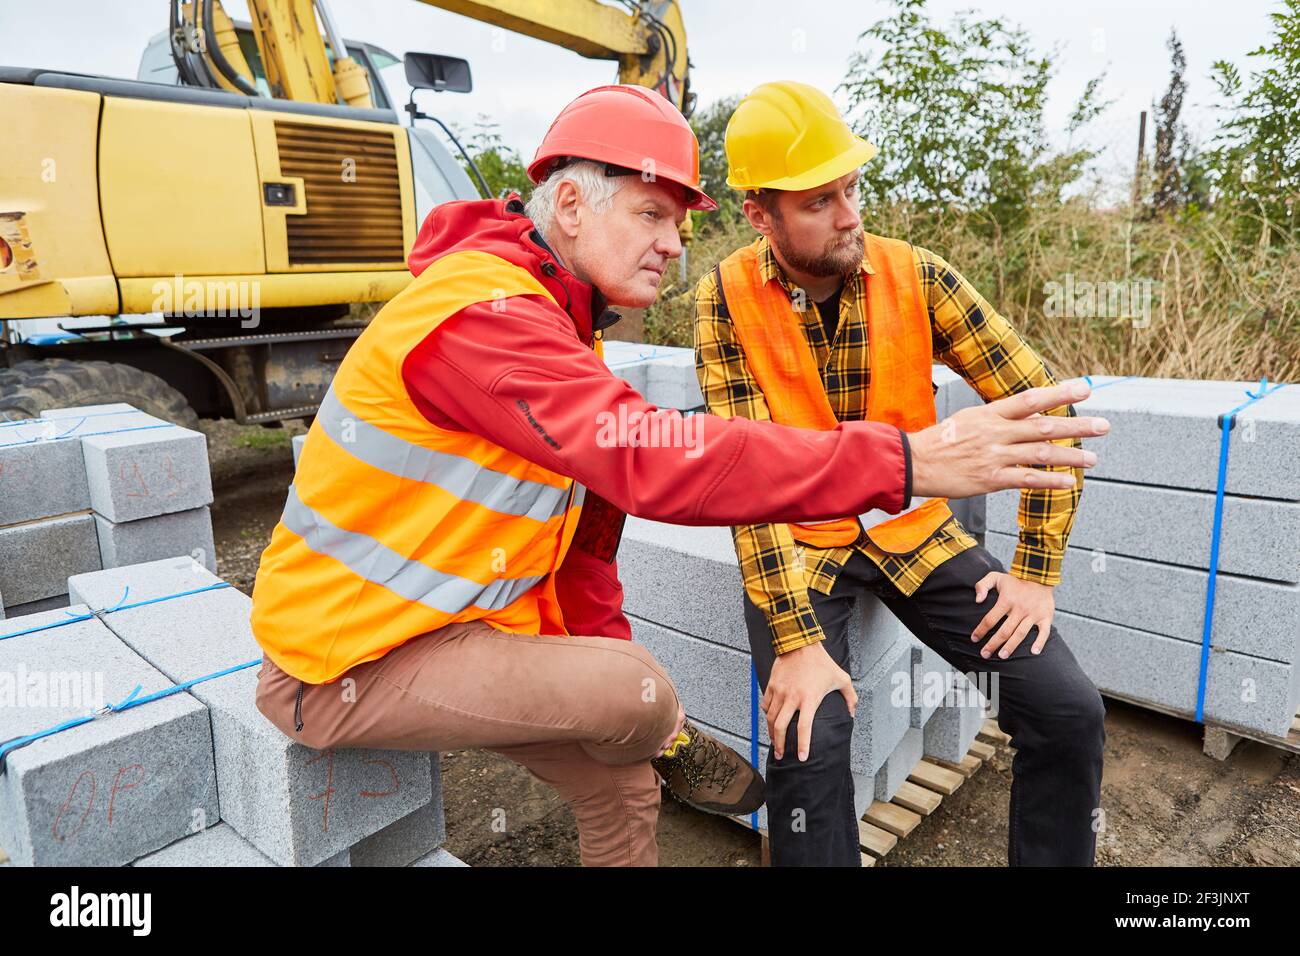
[273,120,405,266]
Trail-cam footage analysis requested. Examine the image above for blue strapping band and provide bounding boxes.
[604,346,666,370]
[749,663,760,831]
[0,407,145,429]
[101,581,231,615]
[1195,377,1289,722]
[1082,375,1137,391]
[1,581,233,641]
[0,658,259,771]
[0,421,173,448]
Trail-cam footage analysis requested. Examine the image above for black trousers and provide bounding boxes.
[743,544,1106,867]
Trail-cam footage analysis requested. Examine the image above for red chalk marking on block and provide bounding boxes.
[360,757,398,798]
[307,750,337,832]
[52,770,96,842]
[162,454,184,498]
[120,459,152,498]
[107,764,145,826]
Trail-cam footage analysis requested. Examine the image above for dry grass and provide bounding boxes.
[648,198,1300,385]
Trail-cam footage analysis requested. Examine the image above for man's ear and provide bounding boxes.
[553,179,583,239]
[742,196,774,237]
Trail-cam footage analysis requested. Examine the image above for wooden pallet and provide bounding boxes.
[1100,691,1300,761]
[976,718,1011,747]
[731,728,1003,866]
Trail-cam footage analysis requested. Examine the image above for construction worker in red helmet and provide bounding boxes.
[695,80,1107,867]
[250,84,1107,866]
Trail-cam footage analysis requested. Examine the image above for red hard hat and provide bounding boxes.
[528,84,718,212]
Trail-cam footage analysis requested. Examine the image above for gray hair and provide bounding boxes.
[524,159,628,239]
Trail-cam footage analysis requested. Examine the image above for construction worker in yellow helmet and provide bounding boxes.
[693,80,1106,867]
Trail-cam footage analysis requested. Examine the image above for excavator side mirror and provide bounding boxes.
[404,53,472,94]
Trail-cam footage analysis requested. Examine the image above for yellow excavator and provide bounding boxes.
[0,0,694,426]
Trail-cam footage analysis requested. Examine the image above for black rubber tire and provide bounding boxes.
[0,359,200,428]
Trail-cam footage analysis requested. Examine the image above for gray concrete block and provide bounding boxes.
[410,847,468,867]
[41,403,139,420]
[132,824,350,867]
[80,424,213,523]
[909,643,947,728]
[599,342,706,410]
[4,594,71,617]
[68,556,222,608]
[133,823,276,867]
[0,512,101,606]
[643,350,705,410]
[69,561,432,866]
[1076,377,1300,499]
[852,637,917,778]
[986,531,1300,663]
[987,480,1300,582]
[38,411,164,437]
[1058,609,1299,737]
[93,507,217,573]
[0,606,218,867]
[349,756,446,867]
[874,726,923,801]
[0,435,91,526]
[617,517,747,651]
[600,340,653,395]
[629,614,757,743]
[851,591,916,682]
[921,690,986,763]
[292,434,305,468]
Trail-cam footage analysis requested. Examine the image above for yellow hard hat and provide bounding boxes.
[725,80,878,192]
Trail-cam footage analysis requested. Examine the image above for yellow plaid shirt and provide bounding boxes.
[693,235,1083,655]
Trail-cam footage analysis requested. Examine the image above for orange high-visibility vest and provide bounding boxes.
[250,250,587,684]
[717,234,953,554]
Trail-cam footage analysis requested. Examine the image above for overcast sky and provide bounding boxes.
[0,0,1280,181]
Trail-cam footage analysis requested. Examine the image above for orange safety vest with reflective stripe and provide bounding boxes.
[717,234,953,554]
[250,250,587,684]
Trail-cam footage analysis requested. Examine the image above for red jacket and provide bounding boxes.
[399,196,911,641]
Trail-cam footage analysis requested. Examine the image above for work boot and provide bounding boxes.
[650,720,765,816]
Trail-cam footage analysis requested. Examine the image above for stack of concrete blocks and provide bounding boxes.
[985,376,1300,738]
[0,557,463,867]
[600,340,705,412]
[617,515,987,833]
[0,403,216,619]
[595,348,986,541]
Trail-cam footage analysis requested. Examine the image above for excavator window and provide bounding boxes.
[137,22,396,110]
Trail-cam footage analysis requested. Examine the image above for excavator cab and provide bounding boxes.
[136,24,404,109]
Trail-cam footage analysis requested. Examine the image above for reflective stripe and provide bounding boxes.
[571,483,587,509]
[315,387,569,523]
[858,496,931,532]
[282,485,546,614]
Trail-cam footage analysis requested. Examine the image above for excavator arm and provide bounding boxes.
[182,0,692,115]
[422,0,693,115]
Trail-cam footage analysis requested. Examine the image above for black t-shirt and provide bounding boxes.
[813,284,843,344]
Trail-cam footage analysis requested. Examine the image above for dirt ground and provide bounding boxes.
[206,418,1300,867]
